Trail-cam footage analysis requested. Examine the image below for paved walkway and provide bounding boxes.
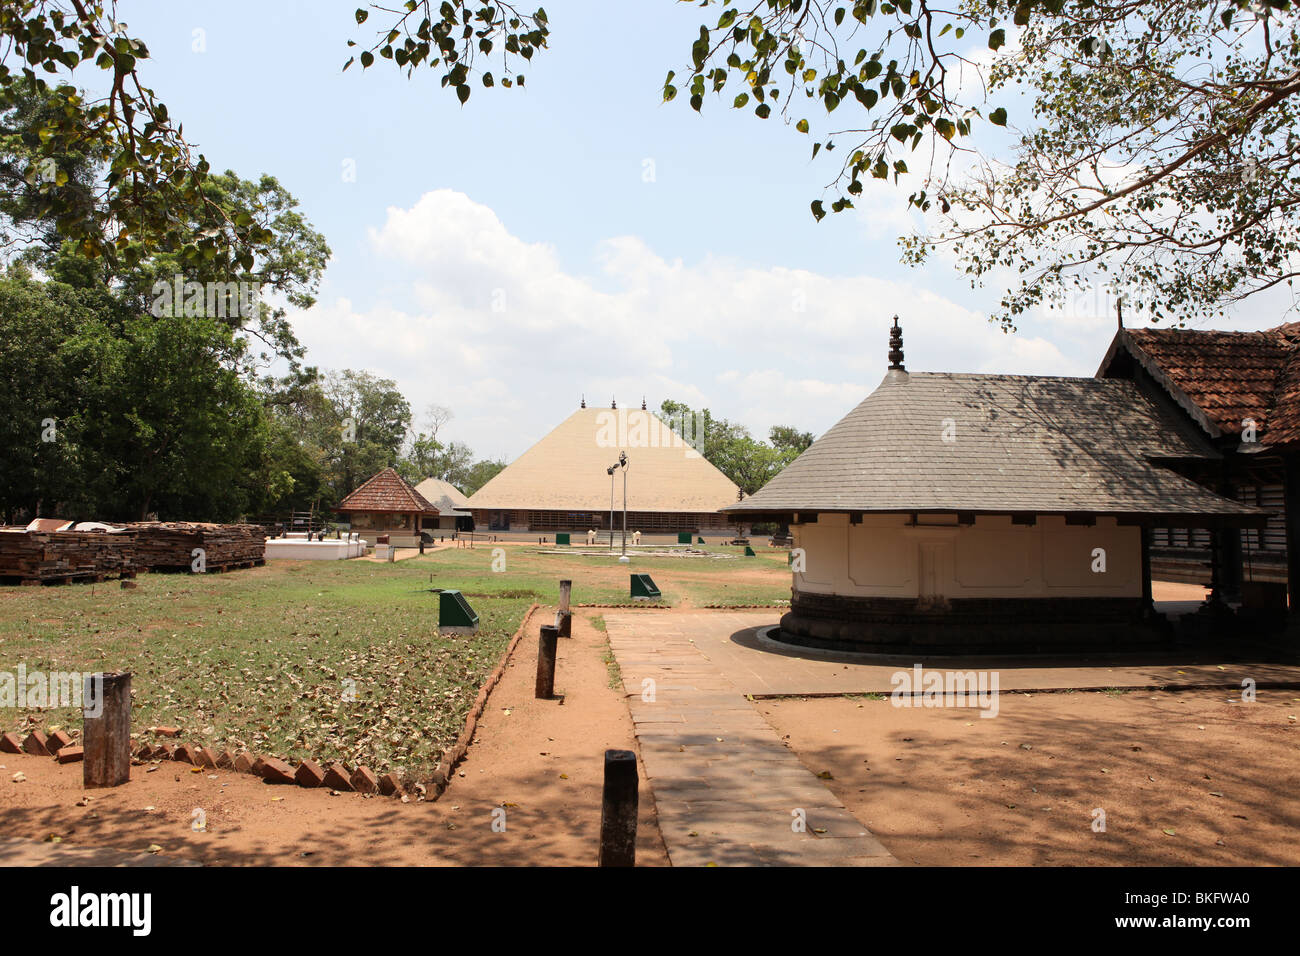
[605,614,897,867]
[635,610,1300,698]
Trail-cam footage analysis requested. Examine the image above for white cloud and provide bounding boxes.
[291,189,1090,461]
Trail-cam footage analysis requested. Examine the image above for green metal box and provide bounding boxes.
[555,532,570,546]
[439,589,480,630]
[630,573,661,600]
[677,532,692,544]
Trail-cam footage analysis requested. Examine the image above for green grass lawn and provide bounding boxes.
[0,543,790,782]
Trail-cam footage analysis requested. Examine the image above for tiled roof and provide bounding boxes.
[725,372,1263,519]
[337,468,438,513]
[466,407,740,512]
[1106,323,1300,445]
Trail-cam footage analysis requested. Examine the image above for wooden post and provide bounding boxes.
[535,624,559,699]
[599,749,639,867]
[1140,524,1154,617]
[1285,454,1300,615]
[83,671,131,788]
[558,579,572,637]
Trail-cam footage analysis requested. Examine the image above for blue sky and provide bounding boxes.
[74,2,1299,460]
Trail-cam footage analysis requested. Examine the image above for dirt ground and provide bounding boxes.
[0,610,668,866]
[759,688,1300,866]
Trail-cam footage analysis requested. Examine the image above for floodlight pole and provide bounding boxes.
[607,463,618,552]
[620,451,628,557]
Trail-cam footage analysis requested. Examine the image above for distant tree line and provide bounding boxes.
[0,81,503,524]
[657,400,814,496]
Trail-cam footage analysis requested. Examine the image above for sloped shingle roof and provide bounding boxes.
[725,372,1263,520]
[337,468,438,514]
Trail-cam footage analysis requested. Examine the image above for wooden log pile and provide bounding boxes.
[0,529,136,583]
[127,522,266,571]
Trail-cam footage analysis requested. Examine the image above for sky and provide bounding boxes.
[64,1,1300,461]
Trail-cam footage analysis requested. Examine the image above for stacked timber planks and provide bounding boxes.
[0,529,136,584]
[127,522,267,571]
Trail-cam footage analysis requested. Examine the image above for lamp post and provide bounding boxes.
[607,463,617,552]
[607,452,629,561]
[619,451,629,562]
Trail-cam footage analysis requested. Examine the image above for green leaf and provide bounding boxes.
[988,29,1006,51]
[811,200,826,221]
[796,118,809,134]
[355,8,369,25]
[989,107,1008,126]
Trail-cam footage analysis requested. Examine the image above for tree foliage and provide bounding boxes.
[659,399,812,494]
[0,3,275,269]
[352,0,1298,327]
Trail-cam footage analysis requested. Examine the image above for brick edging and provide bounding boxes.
[426,602,541,800]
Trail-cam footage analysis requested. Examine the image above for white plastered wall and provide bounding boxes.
[792,513,1142,599]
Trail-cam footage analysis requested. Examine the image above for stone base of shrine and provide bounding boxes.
[779,591,1169,655]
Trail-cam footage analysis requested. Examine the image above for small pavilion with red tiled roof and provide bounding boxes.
[336,468,438,548]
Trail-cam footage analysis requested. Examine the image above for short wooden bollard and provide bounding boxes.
[599,749,639,867]
[535,624,559,699]
[558,579,572,637]
[83,671,131,788]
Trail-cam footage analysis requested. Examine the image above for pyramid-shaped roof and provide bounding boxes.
[466,407,740,512]
[414,477,471,510]
[338,467,438,513]
[725,372,1264,521]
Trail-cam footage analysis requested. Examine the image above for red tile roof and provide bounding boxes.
[1110,322,1300,446]
[337,468,438,514]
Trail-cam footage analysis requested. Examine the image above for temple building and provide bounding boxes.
[414,477,474,533]
[1097,323,1300,616]
[465,401,741,535]
[336,468,438,547]
[724,319,1267,653]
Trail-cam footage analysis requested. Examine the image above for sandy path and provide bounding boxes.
[759,688,1300,866]
[0,611,668,866]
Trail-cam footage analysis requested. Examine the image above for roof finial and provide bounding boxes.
[611,396,617,410]
[580,394,586,409]
[641,396,646,410]
[888,315,905,370]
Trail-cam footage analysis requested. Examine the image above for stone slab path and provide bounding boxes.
[604,613,897,867]
[641,610,1300,699]
[605,607,1300,865]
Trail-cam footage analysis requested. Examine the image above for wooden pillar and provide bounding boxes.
[83,672,131,788]
[598,749,639,867]
[557,579,572,637]
[1284,454,1300,615]
[535,624,558,699]
[1140,524,1154,616]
